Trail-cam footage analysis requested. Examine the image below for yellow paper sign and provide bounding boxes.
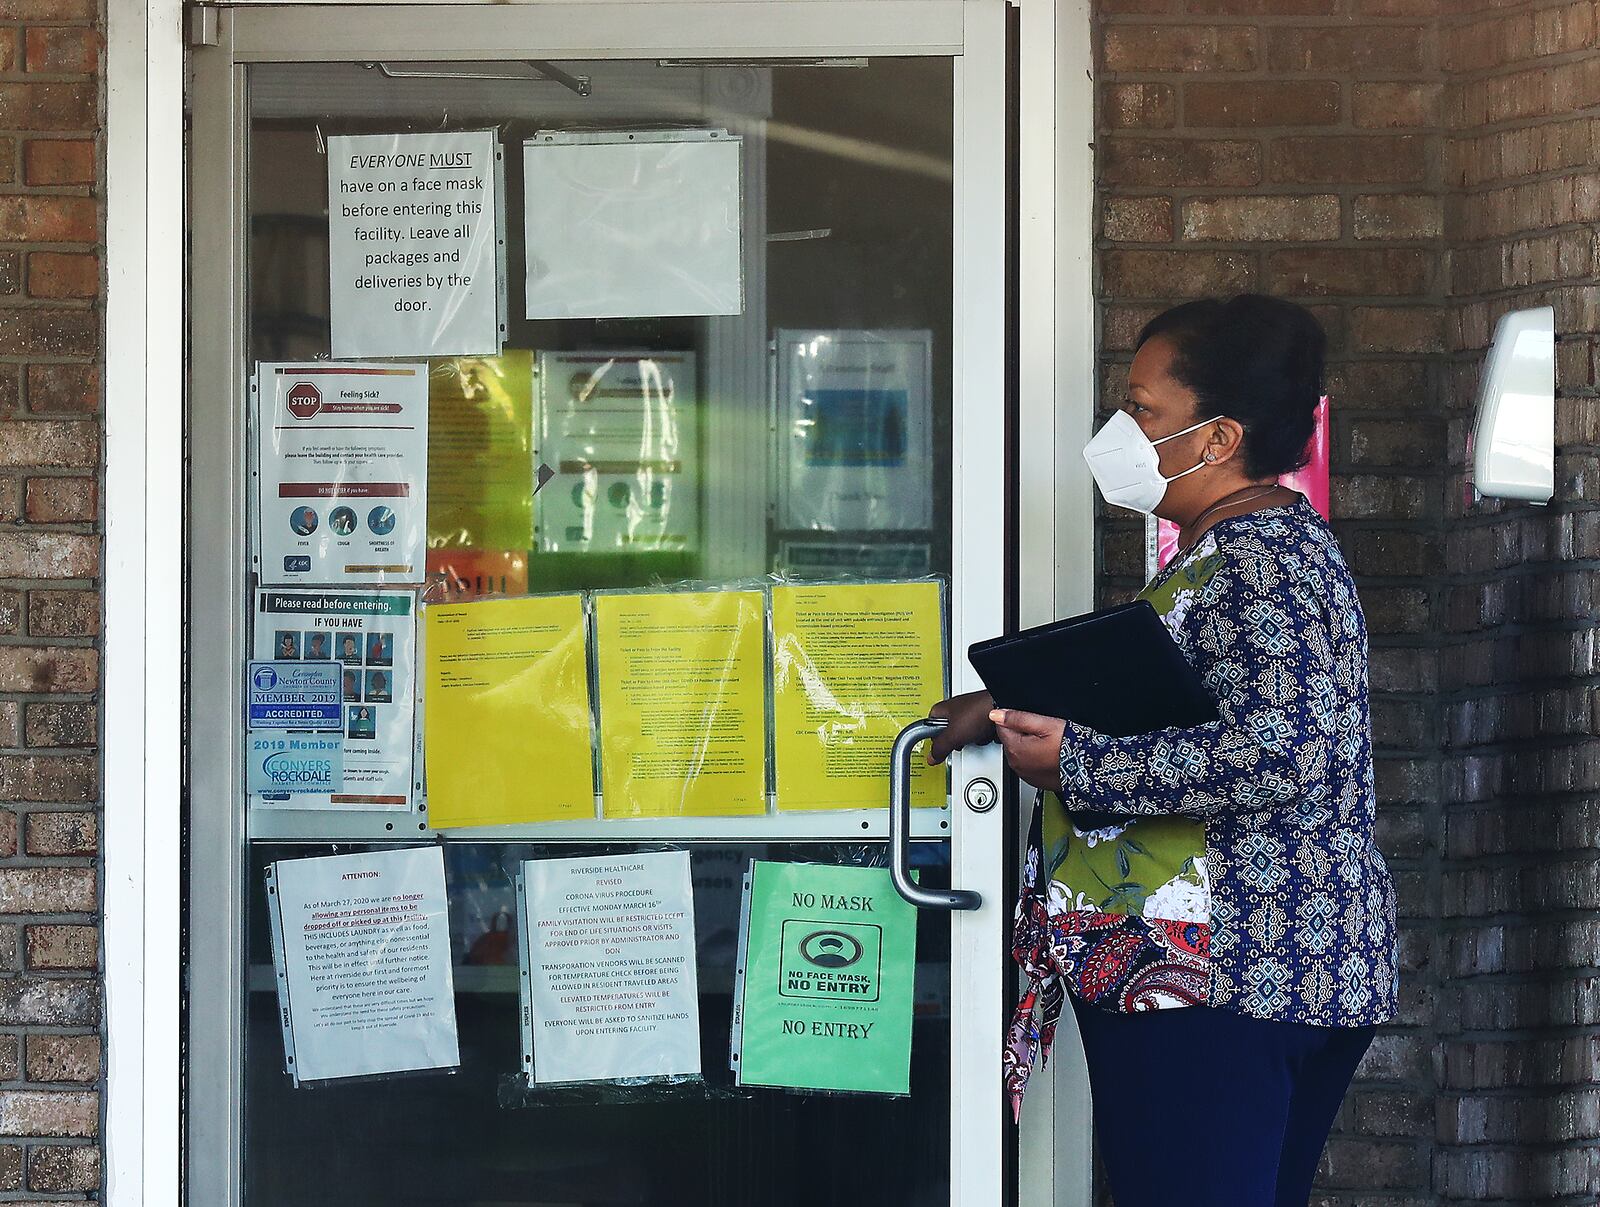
[427,352,535,552]
[423,594,593,828]
[772,581,947,811]
[593,590,766,818]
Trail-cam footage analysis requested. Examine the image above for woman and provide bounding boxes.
[933,295,1397,1206]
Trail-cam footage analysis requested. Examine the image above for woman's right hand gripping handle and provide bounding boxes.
[926,689,997,765]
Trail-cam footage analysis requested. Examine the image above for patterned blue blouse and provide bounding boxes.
[1056,499,1398,1027]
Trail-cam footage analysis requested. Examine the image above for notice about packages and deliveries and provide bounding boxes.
[519,851,701,1084]
[733,862,916,1096]
[266,846,460,1087]
[255,361,429,586]
[327,130,503,359]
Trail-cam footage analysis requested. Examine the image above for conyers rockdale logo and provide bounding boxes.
[286,382,322,420]
[798,929,863,970]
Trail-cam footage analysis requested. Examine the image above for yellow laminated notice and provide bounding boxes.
[772,581,947,811]
[423,594,594,828]
[593,590,766,818]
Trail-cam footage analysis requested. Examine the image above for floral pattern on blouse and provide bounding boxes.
[1005,498,1398,1118]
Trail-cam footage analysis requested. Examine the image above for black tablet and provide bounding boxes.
[967,600,1219,739]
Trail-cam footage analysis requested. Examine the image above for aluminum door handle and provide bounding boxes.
[889,718,983,911]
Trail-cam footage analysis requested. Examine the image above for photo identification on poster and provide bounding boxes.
[327,130,504,358]
[775,330,934,533]
[732,862,917,1096]
[255,362,429,586]
[253,589,417,811]
[518,851,701,1084]
[266,845,460,1087]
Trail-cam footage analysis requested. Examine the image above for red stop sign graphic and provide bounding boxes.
[286,382,321,420]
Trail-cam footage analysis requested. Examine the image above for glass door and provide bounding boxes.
[186,4,1008,1204]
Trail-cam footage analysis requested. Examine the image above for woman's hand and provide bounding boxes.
[990,709,1068,792]
[926,690,996,764]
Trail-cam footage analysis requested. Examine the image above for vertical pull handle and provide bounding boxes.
[889,718,983,911]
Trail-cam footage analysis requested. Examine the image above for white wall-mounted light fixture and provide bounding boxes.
[1469,305,1555,504]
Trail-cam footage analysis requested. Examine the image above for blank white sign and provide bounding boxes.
[523,131,743,320]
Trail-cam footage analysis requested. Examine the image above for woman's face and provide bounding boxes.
[1123,335,1246,520]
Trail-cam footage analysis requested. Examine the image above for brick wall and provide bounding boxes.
[1436,1,1600,1202]
[0,0,103,1199]
[1092,1,1446,1195]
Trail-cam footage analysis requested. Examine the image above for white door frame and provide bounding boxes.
[102,1,1098,1204]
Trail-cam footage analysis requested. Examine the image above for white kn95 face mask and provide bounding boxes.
[1082,411,1221,515]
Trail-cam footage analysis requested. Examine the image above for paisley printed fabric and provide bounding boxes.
[1005,498,1398,1119]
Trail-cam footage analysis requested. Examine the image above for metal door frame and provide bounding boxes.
[184,3,1019,1204]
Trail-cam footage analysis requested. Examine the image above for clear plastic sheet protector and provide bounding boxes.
[770,579,948,812]
[533,350,699,556]
[774,329,935,533]
[266,845,460,1088]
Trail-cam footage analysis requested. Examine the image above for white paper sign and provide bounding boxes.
[267,846,459,1086]
[252,589,417,811]
[255,362,428,586]
[520,851,701,1084]
[523,131,742,320]
[327,130,502,358]
[775,330,934,532]
[534,351,698,554]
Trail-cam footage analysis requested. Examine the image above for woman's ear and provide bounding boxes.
[1202,418,1246,467]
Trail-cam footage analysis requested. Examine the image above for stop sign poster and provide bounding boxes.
[327,130,504,359]
[255,362,429,585]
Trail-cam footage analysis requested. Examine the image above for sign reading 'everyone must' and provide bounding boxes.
[327,130,503,359]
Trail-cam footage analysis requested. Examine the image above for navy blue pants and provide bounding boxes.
[1071,997,1374,1207]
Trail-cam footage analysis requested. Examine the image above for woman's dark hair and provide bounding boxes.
[1136,294,1325,479]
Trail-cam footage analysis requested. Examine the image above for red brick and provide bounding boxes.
[0,196,95,243]
[27,1142,98,1192]
[1102,249,1255,298]
[1353,305,1446,353]
[26,591,97,637]
[23,28,98,75]
[23,926,95,973]
[0,83,93,132]
[1102,25,1256,73]
[1098,0,1172,11]
[1184,0,1335,11]
[0,810,15,859]
[1102,137,1260,187]
[1356,0,1435,11]
[0,251,18,297]
[1184,81,1339,128]
[0,312,96,360]
[0,753,96,803]
[24,477,95,523]
[26,252,97,300]
[1267,26,1425,73]
[1354,83,1442,130]
[0,700,19,744]
[23,703,93,750]
[0,30,14,73]
[1102,196,1173,243]
[0,866,93,914]
[1267,248,1431,297]
[23,810,94,856]
[0,1090,95,1138]
[25,365,96,414]
[0,0,94,15]
[0,648,95,694]
[1354,194,1443,240]
[0,422,96,469]
[0,532,97,578]
[1181,194,1340,241]
[1102,83,1175,130]
[0,978,94,1026]
[1270,136,1428,185]
[22,140,93,187]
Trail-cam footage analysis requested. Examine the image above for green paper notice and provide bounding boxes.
[733,862,916,1096]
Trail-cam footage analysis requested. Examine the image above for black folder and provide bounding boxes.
[967,600,1219,739]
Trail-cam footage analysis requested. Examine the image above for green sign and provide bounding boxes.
[734,862,916,1095]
